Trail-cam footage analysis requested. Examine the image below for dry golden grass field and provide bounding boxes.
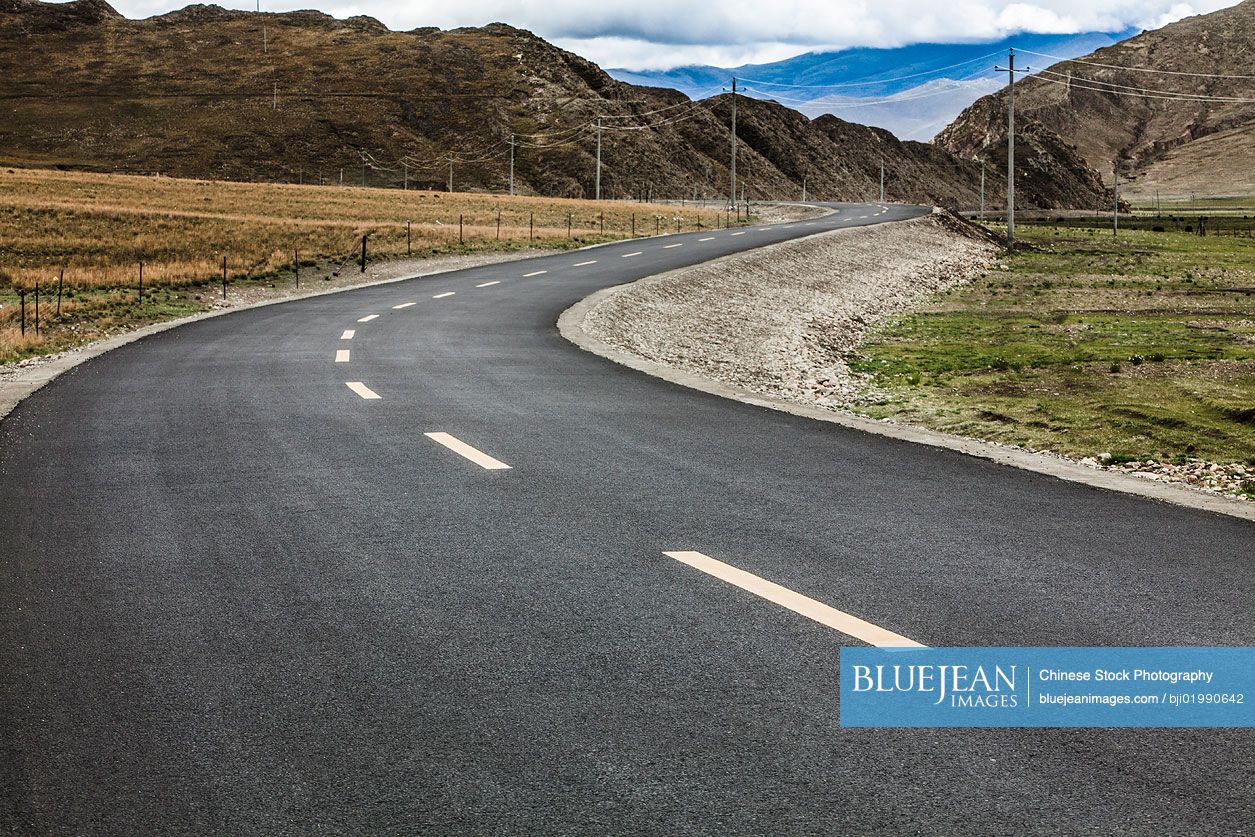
[0,167,727,362]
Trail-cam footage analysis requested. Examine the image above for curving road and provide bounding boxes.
[2,204,1252,835]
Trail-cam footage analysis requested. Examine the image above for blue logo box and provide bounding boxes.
[839,647,1255,728]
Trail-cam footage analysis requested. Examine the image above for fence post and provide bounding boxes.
[34,280,39,334]
[631,213,635,237]
[294,250,300,288]
[57,267,63,316]
[407,221,412,255]
[360,235,367,272]
[655,216,660,235]
[459,213,464,245]
[529,212,534,241]
[600,213,604,234]
[567,213,572,239]
[675,217,680,233]
[496,211,501,241]
[138,261,143,302]
[19,288,24,335]
[222,256,227,299]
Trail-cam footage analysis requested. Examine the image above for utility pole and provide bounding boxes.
[448,153,454,193]
[729,77,738,212]
[801,175,807,202]
[361,164,366,187]
[403,162,408,191]
[996,48,1023,251]
[509,134,515,197]
[257,0,267,55]
[1113,162,1120,237]
[979,159,986,221]
[595,118,602,201]
[272,81,277,110]
[879,158,885,202]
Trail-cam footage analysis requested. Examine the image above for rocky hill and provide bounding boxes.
[0,0,1111,208]
[937,0,1255,199]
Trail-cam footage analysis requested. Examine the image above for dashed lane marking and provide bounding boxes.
[357,314,379,323]
[476,281,500,288]
[524,270,547,277]
[664,243,684,249]
[433,292,456,299]
[664,551,924,648]
[574,260,598,266]
[392,302,417,309]
[622,251,643,258]
[698,237,715,241]
[340,330,355,340]
[345,381,381,400]
[335,349,350,363]
[730,231,747,236]
[424,432,511,471]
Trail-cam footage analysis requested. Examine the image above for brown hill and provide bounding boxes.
[936,0,1255,200]
[0,0,1110,208]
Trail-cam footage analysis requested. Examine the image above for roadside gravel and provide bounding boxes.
[582,212,997,406]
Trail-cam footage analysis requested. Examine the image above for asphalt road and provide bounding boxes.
[2,204,1252,836]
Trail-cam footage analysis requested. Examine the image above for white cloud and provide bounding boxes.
[556,38,813,72]
[1138,2,1205,30]
[101,0,1244,70]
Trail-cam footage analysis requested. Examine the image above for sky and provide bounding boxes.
[97,0,1244,70]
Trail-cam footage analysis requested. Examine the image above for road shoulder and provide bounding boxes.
[558,225,1255,524]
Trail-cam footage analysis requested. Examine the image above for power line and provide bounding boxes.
[1031,72,1255,104]
[598,101,714,131]
[598,98,700,119]
[740,80,980,109]
[1015,48,1255,80]
[1034,68,1255,102]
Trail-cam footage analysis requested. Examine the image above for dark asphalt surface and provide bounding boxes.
[2,204,1252,836]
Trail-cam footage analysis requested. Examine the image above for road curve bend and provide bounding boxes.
[1,203,1251,835]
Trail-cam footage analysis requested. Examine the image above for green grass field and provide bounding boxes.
[851,223,1255,491]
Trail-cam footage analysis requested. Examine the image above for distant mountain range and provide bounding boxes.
[609,32,1135,141]
[0,0,1116,210]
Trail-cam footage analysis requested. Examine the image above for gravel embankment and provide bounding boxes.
[582,212,997,406]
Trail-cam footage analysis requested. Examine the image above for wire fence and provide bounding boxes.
[0,204,739,360]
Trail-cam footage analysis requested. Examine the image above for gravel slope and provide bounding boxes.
[582,211,997,406]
